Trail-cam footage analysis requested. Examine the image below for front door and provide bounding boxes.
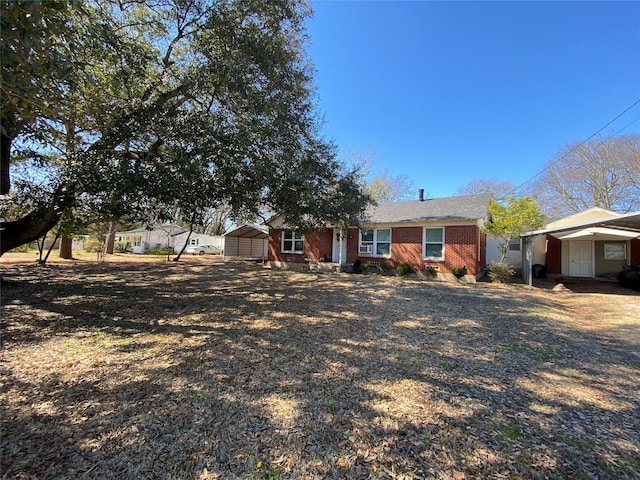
[569,240,593,277]
[332,228,348,263]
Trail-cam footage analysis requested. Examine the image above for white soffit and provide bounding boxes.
[523,211,640,238]
[554,227,640,240]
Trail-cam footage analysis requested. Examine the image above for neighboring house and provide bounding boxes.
[267,193,492,281]
[116,224,184,254]
[72,235,89,251]
[527,207,640,279]
[172,231,224,253]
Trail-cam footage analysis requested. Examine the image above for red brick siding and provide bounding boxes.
[268,229,333,263]
[303,229,333,262]
[346,228,360,263]
[442,226,480,275]
[631,238,640,265]
[268,230,280,261]
[270,225,483,274]
[479,230,487,269]
[269,230,305,263]
[546,235,562,274]
[318,229,333,262]
[388,227,422,270]
[344,225,481,275]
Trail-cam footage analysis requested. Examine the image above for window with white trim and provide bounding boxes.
[359,228,391,257]
[424,227,444,260]
[281,231,304,253]
[604,243,626,260]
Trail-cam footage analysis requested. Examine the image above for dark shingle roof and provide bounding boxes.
[362,193,491,224]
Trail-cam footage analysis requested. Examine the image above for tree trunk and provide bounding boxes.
[0,127,11,195]
[0,205,63,255]
[59,236,73,259]
[105,220,118,254]
[173,224,194,262]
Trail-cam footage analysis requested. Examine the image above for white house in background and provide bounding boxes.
[171,231,224,253]
[486,236,523,270]
[116,224,184,254]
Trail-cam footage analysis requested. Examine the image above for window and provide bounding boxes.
[190,238,199,246]
[359,228,391,256]
[508,239,521,251]
[424,227,444,260]
[133,236,141,247]
[282,231,304,253]
[604,243,626,260]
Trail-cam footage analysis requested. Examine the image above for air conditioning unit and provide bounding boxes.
[359,245,373,254]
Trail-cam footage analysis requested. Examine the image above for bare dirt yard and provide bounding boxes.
[1,253,639,479]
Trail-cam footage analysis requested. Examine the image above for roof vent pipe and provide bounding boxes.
[418,189,424,202]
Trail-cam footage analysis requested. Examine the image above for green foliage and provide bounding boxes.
[84,238,102,253]
[360,262,369,273]
[484,196,545,263]
[1,0,373,254]
[501,424,524,440]
[452,266,468,279]
[144,246,174,256]
[425,266,439,278]
[114,241,131,253]
[487,262,514,283]
[377,261,392,273]
[395,262,413,276]
[256,459,282,480]
[10,243,33,253]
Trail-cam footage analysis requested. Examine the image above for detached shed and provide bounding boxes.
[223,224,269,259]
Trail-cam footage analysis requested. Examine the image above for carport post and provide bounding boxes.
[525,236,533,288]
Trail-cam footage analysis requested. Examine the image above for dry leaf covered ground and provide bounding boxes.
[1,254,639,479]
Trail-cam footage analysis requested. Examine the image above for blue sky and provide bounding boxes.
[306,1,640,198]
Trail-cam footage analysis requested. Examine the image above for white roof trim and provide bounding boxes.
[522,210,640,237]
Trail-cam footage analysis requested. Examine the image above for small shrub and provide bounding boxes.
[452,266,467,279]
[488,262,514,283]
[425,266,438,278]
[396,262,413,276]
[360,262,369,273]
[10,243,33,253]
[144,246,174,255]
[84,238,103,253]
[377,261,392,273]
[114,241,131,253]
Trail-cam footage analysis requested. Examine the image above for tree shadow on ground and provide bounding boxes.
[2,261,639,479]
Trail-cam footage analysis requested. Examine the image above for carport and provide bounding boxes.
[223,224,269,260]
[521,211,640,287]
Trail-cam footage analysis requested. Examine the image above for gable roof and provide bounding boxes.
[362,193,492,224]
[523,209,640,238]
[545,207,619,229]
[116,224,184,235]
[225,224,268,239]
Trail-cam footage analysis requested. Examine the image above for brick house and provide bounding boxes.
[267,193,492,281]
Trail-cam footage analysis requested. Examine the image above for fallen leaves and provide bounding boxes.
[1,261,639,479]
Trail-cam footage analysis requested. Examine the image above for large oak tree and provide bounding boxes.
[1,0,370,255]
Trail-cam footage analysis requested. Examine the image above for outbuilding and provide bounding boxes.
[223,224,269,260]
[522,208,640,286]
